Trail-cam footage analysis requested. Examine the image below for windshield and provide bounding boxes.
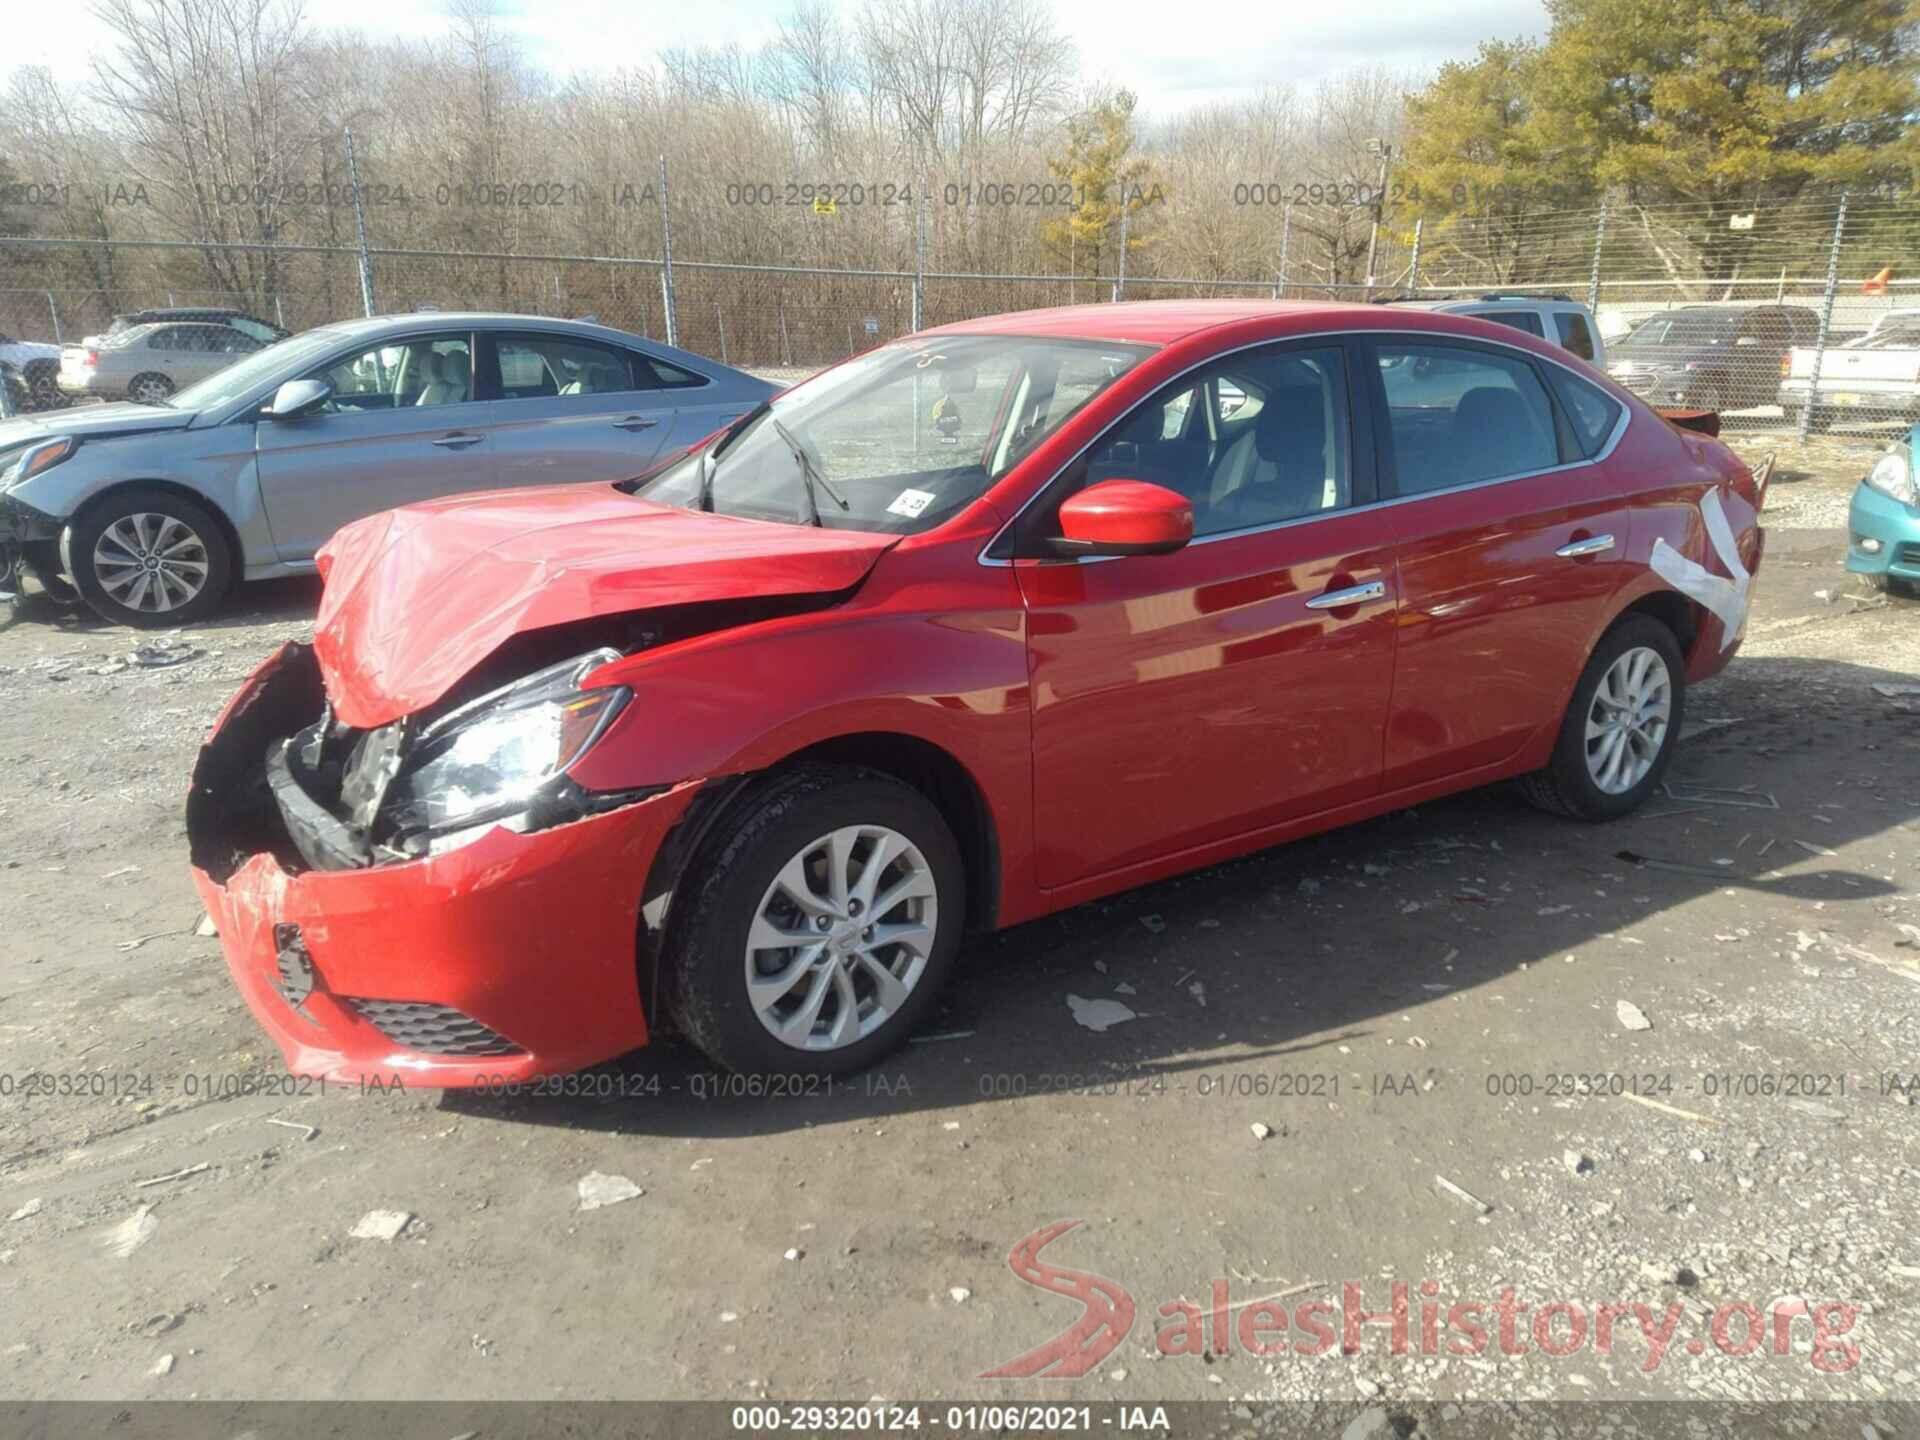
[165,326,353,412]
[1621,313,1735,349]
[639,334,1152,534]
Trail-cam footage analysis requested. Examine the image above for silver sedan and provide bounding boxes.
[0,313,779,625]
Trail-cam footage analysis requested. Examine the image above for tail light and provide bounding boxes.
[83,349,99,367]
[1779,353,1791,377]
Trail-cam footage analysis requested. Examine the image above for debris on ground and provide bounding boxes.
[263,1118,317,1141]
[784,1247,803,1261]
[149,1353,174,1377]
[348,1210,412,1242]
[1251,1122,1273,1141]
[9,1198,43,1222]
[1434,1174,1492,1214]
[577,1172,644,1210]
[1562,1150,1594,1178]
[948,1287,971,1304]
[1139,914,1165,934]
[102,1204,157,1258]
[1615,1000,1653,1031]
[1659,780,1779,809]
[128,640,202,668]
[194,912,219,938]
[1066,994,1136,1032]
[133,1162,209,1189]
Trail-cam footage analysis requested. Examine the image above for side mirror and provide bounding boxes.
[1051,479,1193,558]
[264,377,332,419]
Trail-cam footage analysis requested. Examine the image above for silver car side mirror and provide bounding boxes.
[265,378,332,419]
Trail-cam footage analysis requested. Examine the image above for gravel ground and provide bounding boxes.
[0,454,1916,1413]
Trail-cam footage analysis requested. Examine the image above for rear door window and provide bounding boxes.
[494,333,637,401]
[1377,342,1560,493]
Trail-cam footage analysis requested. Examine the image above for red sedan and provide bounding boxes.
[187,301,1767,1082]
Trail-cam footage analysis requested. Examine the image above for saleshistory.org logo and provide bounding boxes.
[981,1221,1861,1378]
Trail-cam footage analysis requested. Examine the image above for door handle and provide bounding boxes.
[432,432,483,449]
[1305,580,1387,610]
[1555,533,1616,559]
[611,415,659,431]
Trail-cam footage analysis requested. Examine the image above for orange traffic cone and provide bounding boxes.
[1864,266,1892,295]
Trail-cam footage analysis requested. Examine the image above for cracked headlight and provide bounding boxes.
[1865,449,1916,507]
[382,648,630,841]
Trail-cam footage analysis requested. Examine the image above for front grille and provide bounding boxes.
[1898,543,1920,567]
[343,999,522,1057]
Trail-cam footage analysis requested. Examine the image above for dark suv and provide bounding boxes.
[1605,304,1819,413]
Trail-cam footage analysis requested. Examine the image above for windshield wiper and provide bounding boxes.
[771,416,850,527]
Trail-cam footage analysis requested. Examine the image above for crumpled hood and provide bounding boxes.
[0,403,197,458]
[313,483,898,727]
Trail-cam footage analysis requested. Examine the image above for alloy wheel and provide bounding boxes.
[130,376,172,404]
[92,512,211,614]
[744,824,939,1051]
[1585,645,1671,794]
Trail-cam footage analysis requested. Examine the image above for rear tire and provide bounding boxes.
[65,487,233,628]
[663,764,966,1076]
[128,372,174,405]
[1519,614,1687,822]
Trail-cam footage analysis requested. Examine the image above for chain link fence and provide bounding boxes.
[4,187,1916,437]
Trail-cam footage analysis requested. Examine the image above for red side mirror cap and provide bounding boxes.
[1053,479,1194,558]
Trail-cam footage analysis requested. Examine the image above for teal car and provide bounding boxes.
[1848,424,1920,598]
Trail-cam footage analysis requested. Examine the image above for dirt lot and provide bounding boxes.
[0,448,1917,1414]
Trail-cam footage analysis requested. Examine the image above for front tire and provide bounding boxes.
[23,361,61,411]
[664,765,966,1076]
[65,488,234,627]
[1520,615,1687,821]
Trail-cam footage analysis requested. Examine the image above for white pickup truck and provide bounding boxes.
[1779,308,1920,430]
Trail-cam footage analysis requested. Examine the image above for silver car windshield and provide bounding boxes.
[165,327,353,412]
[640,334,1152,535]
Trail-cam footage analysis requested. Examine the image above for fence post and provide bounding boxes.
[911,172,927,332]
[715,301,728,365]
[1112,202,1129,303]
[344,127,377,317]
[45,291,61,344]
[1274,201,1293,299]
[658,154,679,348]
[1586,204,1607,314]
[778,302,791,368]
[1800,190,1849,443]
[1408,218,1423,293]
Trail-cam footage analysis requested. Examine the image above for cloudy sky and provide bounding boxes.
[4,0,1550,115]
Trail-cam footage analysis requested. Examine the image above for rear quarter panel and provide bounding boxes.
[1600,404,1763,680]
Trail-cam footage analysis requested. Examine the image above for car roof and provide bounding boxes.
[301,312,742,372]
[920,298,1602,350]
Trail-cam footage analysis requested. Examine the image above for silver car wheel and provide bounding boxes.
[745,824,938,1052]
[129,375,172,404]
[1585,645,1671,794]
[93,512,211,614]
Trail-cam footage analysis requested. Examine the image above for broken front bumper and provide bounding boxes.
[187,644,695,1087]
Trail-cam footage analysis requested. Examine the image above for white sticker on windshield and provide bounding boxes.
[887,488,936,518]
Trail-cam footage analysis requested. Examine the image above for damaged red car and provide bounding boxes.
[188,301,1767,1083]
